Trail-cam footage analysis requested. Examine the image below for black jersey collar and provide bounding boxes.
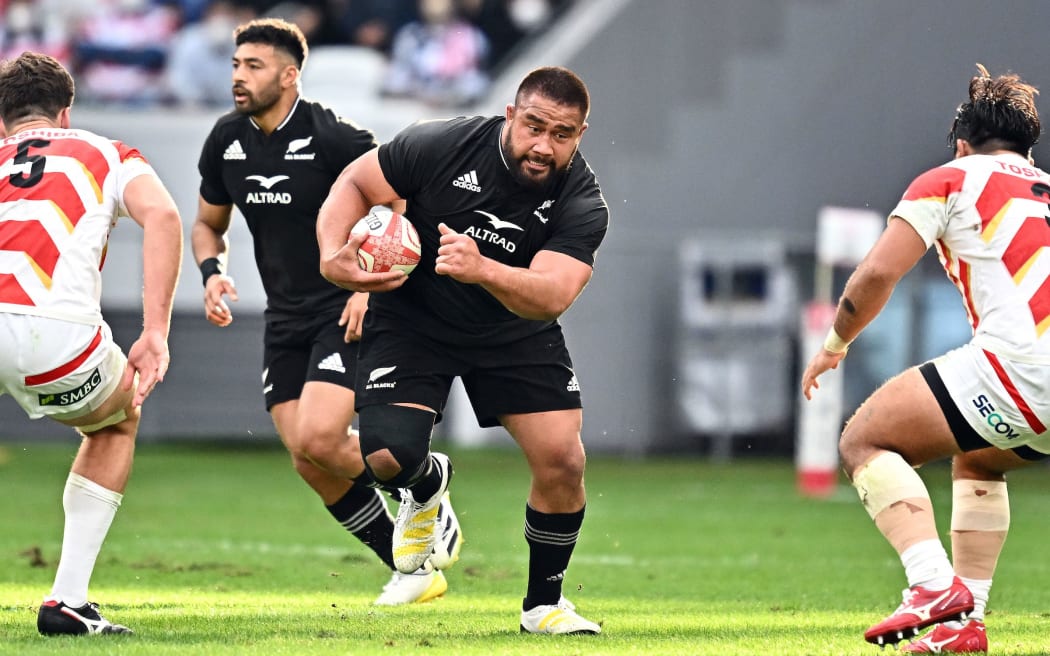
[496,118,512,172]
[248,95,301,133]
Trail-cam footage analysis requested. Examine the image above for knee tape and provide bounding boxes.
[852,452,930,519]
[951,480,1010,531]
[358,404,435,487]
[348,462,403,499]
[76,408,128,435]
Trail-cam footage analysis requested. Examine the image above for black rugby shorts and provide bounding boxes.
[261,309,358,410]
[355,317,582,427]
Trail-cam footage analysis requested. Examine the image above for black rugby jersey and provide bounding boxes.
[198,97,378,320]
[375,115,609,346]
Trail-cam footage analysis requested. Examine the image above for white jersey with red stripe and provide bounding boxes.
[0,127,156,325]
[891,152,1050,364]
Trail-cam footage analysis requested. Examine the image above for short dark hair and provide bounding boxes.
[515,66,590,119]
[948,63,1041,155]
[0,52,75,127]
[234,18,309,69]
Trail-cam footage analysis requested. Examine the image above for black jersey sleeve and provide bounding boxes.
[543,162,609,267]
[197,119,232,206]
[376,119,453,198]
[320,112,380,172]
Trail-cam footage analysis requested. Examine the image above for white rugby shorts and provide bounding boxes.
[931,342,1050,455]
[0,313,126,421]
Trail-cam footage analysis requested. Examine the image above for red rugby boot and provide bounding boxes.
[902,619,987,653]
[864,577,974,646]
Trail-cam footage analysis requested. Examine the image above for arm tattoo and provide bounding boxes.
[842,297,856,315]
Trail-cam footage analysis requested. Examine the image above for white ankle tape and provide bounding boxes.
[852,452,929,519]
[951,480,1009,531]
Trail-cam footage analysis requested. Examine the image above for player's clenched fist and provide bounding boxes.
[435,222,488,283]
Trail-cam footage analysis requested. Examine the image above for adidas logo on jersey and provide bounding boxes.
[318,353,346,373]
[224,140,246,160]
[566,374,580,392]
[452,170,481,192]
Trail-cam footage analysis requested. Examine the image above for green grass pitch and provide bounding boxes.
[1,440,1049,655]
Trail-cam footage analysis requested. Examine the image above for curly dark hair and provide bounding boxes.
[0,52,75,128]
[948,63,1041,155]
[234,18,309,69]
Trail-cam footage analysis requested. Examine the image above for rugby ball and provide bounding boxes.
[350,209,421,274]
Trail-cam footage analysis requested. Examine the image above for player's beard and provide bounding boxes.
[232,80,282,116]
[500,130,569,192]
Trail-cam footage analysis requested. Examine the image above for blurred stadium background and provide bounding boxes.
[3,0,1050,461]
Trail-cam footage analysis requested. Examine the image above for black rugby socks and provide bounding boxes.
[326,484,396,570]
[522,504,585,610]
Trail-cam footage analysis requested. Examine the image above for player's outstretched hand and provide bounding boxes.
[435,222,487,283]
[122,329,170,408]
[800,349,846,400]
[204,274,238,327]
[321,231,407,293]
[340,291,369,342]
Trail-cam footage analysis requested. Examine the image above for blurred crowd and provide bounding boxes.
[0,0,569,108]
